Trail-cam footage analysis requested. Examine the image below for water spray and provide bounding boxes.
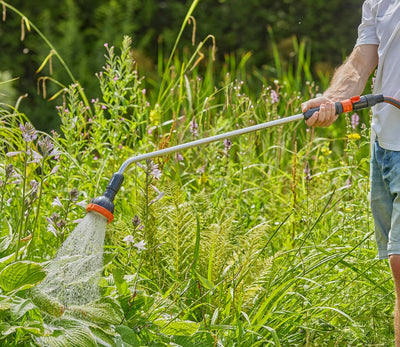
[86,94,400,222]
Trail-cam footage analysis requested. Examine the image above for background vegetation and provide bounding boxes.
[0,0,363,130]
[0,0,392,346]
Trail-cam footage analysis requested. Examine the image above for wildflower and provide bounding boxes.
[50,165,60,175]
[348,133,361,140]
[123,235,134,245]
[52,197,63,208]
[20,123,37,142]
[351,113,360,129]
[29,180,39,202]
[132,215,141,228]
[5,164,14,179]
[224,139,233,152]
[38,136,55,158]
[270,90,279,104]
[51,129,59,139]
[197,165,206,174]
[190,118,198,136]
[56,219,66,229]
[149,106,160,126]
[321,146,332,156]
[27,149,43,164]
[69,188,79,202]
[175,153,184,162]
[6,151,21,157]
[150,162,162,180]
[46,212,61,237]
[149,185,165,205]
[133,240,146,252]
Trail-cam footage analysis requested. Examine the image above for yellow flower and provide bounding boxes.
[321,146,332,156]
[149,104,161,126]
[348,133,361,140]
[198,173,208,185]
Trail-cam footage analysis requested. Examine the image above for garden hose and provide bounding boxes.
[86,93,400,223]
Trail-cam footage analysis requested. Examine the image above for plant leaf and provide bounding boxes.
[0,261,46,293]
[114,325,141,347]
[39,319,97,347]
[154,318,199,336]
[10,296,38,320]
[67,297,123,325]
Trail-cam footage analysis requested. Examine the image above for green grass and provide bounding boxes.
[0,2,394,346]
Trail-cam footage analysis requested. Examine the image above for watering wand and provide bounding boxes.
[86,93,400,223]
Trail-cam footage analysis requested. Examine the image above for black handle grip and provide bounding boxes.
[303,103,343,120]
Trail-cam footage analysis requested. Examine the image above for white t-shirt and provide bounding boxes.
[355,0,400,150]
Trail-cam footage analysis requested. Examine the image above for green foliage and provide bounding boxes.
[0,0,363,131]
[0,3,394,346]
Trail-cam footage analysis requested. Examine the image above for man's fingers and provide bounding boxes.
[304,102,337,127]
[305,112,319,127]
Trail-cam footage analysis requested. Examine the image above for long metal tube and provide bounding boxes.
[117,113,304,174]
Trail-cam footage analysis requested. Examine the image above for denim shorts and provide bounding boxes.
[370,141,400,259]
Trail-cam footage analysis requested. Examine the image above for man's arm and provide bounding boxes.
[302,44,379,127]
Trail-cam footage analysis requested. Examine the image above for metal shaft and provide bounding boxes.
[118,113,304,174]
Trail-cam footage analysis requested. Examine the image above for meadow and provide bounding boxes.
[0,2,394,346]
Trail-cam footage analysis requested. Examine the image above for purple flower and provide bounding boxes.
[132,215,141,227]
[270,90,279,104]
[20,123,37,142]
[38,136,54,158]
[69,188,79,202]
[224,139,233,152]
[150,162,162,180]
[6,151,21,157]
[190,118,198,136]
[197,165,206,174]
[351,113,360,130]
[175,153,184,162]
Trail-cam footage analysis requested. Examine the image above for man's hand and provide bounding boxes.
[301,97,338,127]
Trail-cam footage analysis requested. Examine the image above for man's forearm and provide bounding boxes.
[323,44,379,102]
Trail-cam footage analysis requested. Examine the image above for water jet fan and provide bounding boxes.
[86,93,400,222]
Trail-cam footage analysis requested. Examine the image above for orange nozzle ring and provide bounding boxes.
[86,203,114,223]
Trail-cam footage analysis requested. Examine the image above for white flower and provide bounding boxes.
[123,235,134,245]
[123,236,147,252]
[133,240,146,252]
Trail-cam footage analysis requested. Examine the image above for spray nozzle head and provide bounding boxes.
[86,173,124,223]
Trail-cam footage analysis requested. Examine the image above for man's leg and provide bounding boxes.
[390,255,400,346]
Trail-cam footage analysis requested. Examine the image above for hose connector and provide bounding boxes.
[86,173,124,223]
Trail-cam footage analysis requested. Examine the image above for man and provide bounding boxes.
[301,0,400,344]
